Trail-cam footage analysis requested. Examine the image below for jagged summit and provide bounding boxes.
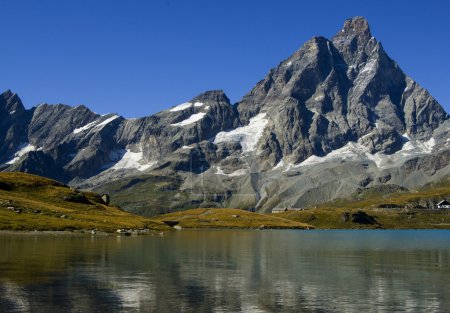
[191,90,231,104]
[332,17,378,67]
[1,89,13,99]
[0,89,25,114]
[339,16,371,36]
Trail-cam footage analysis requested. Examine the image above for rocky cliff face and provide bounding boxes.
[237,17,448,164]
[0,90,31,159]
[1,17,449,214]
[0,89,238,182]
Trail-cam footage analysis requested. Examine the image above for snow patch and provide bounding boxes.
[110,149,156,172]
[214,113,268,153]
[9,110,16,115]
[73,120,98,134]
[283,162,301,172]
[326,41,332,54]
[273,160,285,170]
[170,102,192,112]
[6,143,36,165]
[228,169,248,177]
[215,166,247,177]
[95,115,119,129]
[288,142,376,169]
[284,137,438,171]
[182,145,193,149]
[170,112,206,127]
[73,115,119,134]
[193,102,204,107]
[216,166,226,175]
[423,137,435,152]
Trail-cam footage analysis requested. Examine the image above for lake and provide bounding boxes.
[0,230,449,312]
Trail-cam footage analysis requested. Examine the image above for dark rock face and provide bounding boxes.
[0,17,449,213]
[0,90,31,159]
[401,149,450,176]
[351,211,380,225]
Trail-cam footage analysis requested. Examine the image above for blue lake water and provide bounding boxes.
[0,230,449,312]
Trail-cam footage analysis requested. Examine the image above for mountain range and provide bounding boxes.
[1,17,449,215]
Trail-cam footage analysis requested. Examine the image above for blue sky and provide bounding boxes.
[1,0,449,117]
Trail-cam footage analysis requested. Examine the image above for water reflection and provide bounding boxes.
[0,230,449,312]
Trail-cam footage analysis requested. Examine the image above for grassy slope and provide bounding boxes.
[278,180,450,229]
[93,174,193,216]
[0,172,168,232]
[153,208,313,229]
[278,208,450,229]
[324,179,450,210]
[2,172,448,231]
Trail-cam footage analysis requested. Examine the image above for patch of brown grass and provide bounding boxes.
[153,208,313,229]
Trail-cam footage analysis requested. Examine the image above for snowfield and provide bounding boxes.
[169,101,204,112]
[5,143,37,165]
[281,137,437,172]
[108,149,156,172]
[170,102,193,112]
[214,113,268,153]
[215,166,248,177]
[170,112,206,127]
[73,115,119,134]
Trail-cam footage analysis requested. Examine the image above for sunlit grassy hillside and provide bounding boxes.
[153,208,313,229]
[278,180,450,229]
[0,172,168,232]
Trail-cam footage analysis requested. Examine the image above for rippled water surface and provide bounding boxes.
[1,230,449,312]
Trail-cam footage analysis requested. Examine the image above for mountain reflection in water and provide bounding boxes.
[0,230,449,313]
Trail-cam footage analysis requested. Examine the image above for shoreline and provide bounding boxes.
[0,229,165,236]
[0,230,114,236]
[1,227,449,236]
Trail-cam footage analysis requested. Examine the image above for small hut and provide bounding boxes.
[272,208,287,214]
[437,200,450,209]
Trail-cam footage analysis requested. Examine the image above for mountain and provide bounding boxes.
[1,17,449,215]
[237,17,447,161]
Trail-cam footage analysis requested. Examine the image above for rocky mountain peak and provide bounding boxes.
[340,16,371,37]
[191,90,231,104]
[332,16,377,66]
[1,89,13,99]
[0,89,25,116]
[236,16,448,165]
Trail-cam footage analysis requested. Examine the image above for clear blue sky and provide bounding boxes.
[1,0,449,117]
